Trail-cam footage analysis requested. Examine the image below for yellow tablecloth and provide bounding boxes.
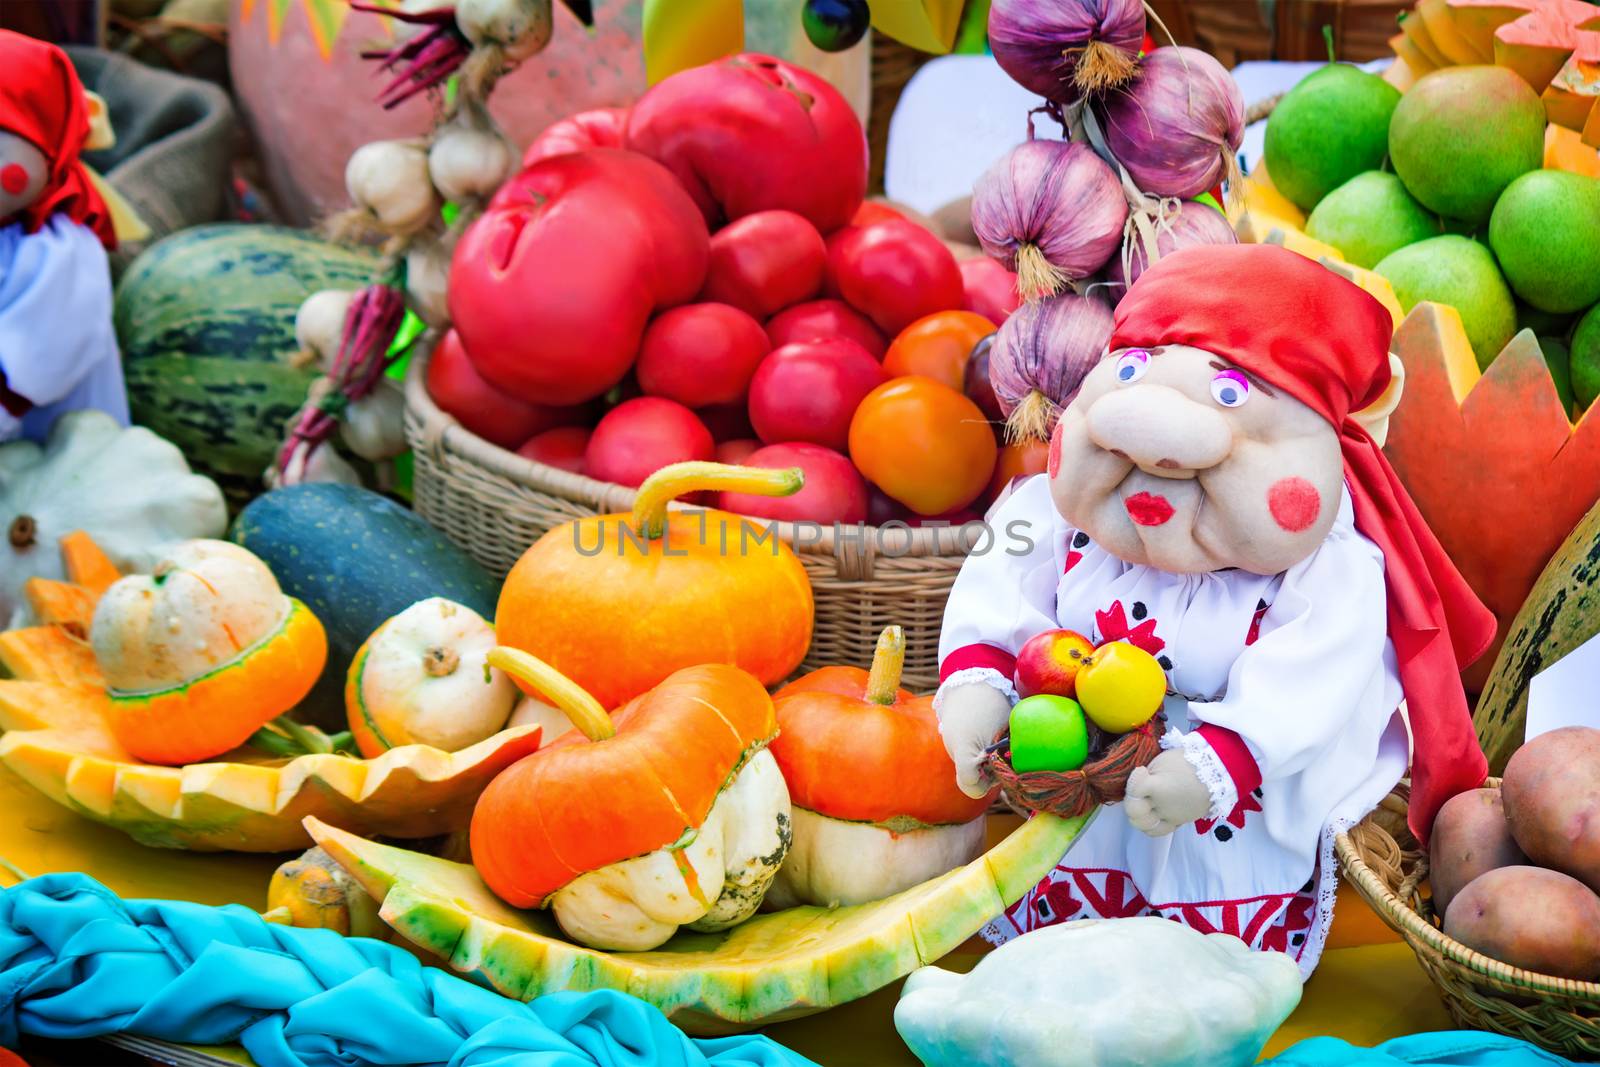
[0,765,1452,1066]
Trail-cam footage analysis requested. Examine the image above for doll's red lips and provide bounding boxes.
[1125,492,1175,526]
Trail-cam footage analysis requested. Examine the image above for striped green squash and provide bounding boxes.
[1475,497,1600,773]
[113,224,378,506]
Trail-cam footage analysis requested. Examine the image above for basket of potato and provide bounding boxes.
[1336,727,1600,1059]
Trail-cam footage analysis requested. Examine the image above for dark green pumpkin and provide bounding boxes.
[114,224,378,507]
[232,484,499,726]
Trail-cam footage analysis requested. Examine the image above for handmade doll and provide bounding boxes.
[0,31,127,443]
[935,243,1494,978]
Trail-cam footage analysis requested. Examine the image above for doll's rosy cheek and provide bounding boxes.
[0,164,28,196]
[1047,417,1065,479]
[1267,476,1320,532]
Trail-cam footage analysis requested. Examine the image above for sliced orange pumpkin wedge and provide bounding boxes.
[305,809,1091,1035]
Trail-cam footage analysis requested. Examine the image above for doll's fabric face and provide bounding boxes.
[0,131,48,223]
[1048,343,1344,576]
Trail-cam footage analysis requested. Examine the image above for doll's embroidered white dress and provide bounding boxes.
[936,473,1409,977]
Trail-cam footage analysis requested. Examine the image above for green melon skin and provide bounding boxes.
[1264,65,1400,213]
[1538,336,1577,415]
[114,225,379,507]
[1306,171,1439,269]
[1570,304,1600,412]
[1488,170,1600,314]
[1389,66,1545,225]
[1375,235,1517,370]
[232,483,499,726]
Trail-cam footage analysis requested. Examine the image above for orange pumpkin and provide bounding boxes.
[92,540,328,765]
[881,310,998,392]
[22,531,121,638]
[765,627,994,907]
[496,462,814,711]
[470,648,790,949]
[848,376,998,516]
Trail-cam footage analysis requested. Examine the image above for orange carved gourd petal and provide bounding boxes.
[59,531,121,595]
[23,578,99,639]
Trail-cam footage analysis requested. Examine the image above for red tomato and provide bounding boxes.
[625,53,867,233]
[718,442,868,524]
[521,107,629,168]
[452,149,709,406]
[765,299,887,360]
[827,218,964,336]
[635,303,770,407]
[699,401,756,442]
[584,397,714,488]
[959,257,1020,326]
[517,426,591,475]
[700,210,826,319]
[426,329,588,450]
[748,338,886,451]
[851,201,906,227]
[988,438,1050,501]
[715,437,763,465]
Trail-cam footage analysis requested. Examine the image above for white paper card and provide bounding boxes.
[1525,629,1600,741]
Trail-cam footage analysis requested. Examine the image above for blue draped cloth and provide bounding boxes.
[1263,1032,1576,1066]
[0,873,816,1067]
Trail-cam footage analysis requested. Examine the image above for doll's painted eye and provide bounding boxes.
[1113,349,1150,385]
[1210,370,1250,408]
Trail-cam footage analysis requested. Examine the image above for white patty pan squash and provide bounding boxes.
[1,410,227,627]
[894,917,1303,1067]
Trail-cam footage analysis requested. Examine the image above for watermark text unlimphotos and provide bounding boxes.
[574,514,1039,558]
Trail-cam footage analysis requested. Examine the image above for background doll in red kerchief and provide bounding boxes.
[936,243,1494,979]
[0,30,127,442]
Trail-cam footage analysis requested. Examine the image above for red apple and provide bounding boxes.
[517,426,591,475]
[765,298,887,359]
[700,210,826,320]
[826,218,964,336]
[584,397,714,488]
[1014,629,1097,699]
[718,442,867,524]
[715,438,762,465]
[636,303,770,407]
[747,338,886,451]
[426,329,588,450]
[960,257,1020,326]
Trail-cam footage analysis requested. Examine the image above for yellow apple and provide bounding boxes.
[1074,642,1167,734]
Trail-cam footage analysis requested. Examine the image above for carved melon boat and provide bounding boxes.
[0,536,540,852]
[305,810,1089,1035]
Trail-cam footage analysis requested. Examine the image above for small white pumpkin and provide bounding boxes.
[894,917,1304,1067]
[1,411,227,628]
[345,597,516,755]
[761,809,985,911]
[509,693,575,746]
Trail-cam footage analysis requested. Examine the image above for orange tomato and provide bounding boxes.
[849,375,998,516]
[881,310,997,391]
[989,438,1050,500]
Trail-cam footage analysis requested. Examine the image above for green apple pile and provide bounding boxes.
[1265,63,1600,417]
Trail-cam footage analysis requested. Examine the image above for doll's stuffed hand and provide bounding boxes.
[936,682,1011,799]
[1124,750,1212,837]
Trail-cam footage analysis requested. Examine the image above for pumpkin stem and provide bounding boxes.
[630,461,805,540]
[864,625,905,705]
[486,646,615,742]
[423,646,460,677]
[8,515,36,549]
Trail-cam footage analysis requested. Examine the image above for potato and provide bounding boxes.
[1444,866,1600,980]
[1502,726,1600,892]
[1429,787,1526,915]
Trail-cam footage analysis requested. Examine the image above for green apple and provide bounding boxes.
[1009,695,1090,774]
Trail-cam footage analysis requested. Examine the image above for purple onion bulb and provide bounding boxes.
[990,291,1115,442]
[988,0,1147,103]
[972,139,1128,303]
[1094,47,1245,200]
[1105,199,1238,297]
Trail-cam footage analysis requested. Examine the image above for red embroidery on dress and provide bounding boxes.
[1261,895,1315,955]
[1064,550,1083,574]
[1094,600,1166,656]
[1244,598,1269,646]
[1195,788,1264,835]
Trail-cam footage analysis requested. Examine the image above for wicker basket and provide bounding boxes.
[1336,780,1600,1058]
[403,338,979,690]
[982,716,1165,820]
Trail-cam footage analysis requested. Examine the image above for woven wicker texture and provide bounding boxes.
[403,340,977,691]
[981,716,1165,820]
[1336,781,1600,1059]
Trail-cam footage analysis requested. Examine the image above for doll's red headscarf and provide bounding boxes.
[1108,242,1495,845]
[0,31,115,249]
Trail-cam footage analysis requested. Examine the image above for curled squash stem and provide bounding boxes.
[630,461,805,540]
[486,646,616,742]
[249,717,352,758]
[864,626,905,705]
